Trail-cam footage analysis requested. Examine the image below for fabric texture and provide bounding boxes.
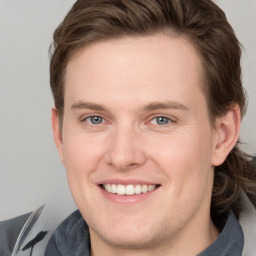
[45,210,91,256]
[198,212,244,256]
[0,213,31,256]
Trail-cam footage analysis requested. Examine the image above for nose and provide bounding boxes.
[105,126,147,170]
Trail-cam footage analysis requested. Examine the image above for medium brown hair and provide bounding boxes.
[49,0,256,226]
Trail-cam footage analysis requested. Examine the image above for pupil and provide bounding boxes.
[91,116,102,124]
[157,117,168,125]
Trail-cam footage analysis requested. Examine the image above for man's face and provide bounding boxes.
[55,34,219,251]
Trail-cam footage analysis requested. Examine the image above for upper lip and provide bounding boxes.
[97,179,160,185]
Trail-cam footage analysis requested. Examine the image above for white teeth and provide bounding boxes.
[142,185,148,193]
[111,184,117,194]
[135,184,142,194]
[117,184,126,195]
[126,185,134,195]
[105,184,111,193]
[103,184,157,195]
[148,185,155,192]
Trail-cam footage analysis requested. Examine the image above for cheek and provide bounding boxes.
[61,134,102,211]
[61,130,106,198]
[148,128,214,193]
[62,129,104,171]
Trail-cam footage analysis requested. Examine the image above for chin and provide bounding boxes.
[89,215,172,250]
[94,227,160,249]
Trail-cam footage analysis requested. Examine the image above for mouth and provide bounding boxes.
[100,184,160,196]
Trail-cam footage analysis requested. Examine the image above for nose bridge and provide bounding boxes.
[106,123,146,169]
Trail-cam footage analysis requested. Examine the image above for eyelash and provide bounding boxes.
[82,115,106,125]
[149,116,173,126]
[81,115,174,127]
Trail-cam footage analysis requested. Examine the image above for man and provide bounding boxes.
[1,0,256,255]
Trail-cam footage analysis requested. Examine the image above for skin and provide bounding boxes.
[52,33,240,256]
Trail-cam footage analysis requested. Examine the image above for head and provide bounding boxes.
[50,0,255,254]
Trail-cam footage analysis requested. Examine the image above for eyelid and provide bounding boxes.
[80,113,109,124]
[79,113,176,126]
[152,116,170,123]
[146,114,177,126]
[86,116,104,124]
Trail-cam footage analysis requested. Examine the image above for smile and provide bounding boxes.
[102,184,159,195]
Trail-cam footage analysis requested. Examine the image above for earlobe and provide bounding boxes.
[211,104,241,166]
[51,108,65,164]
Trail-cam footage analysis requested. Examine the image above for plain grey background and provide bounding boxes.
[0,0,255,221]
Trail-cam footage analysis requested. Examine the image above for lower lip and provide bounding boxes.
[99,186,160,204]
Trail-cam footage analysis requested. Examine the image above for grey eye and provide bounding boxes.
[154,117,170,125]
[88,116,103,124]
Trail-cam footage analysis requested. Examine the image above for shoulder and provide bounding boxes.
[2,202,77,255]
[240,193,256,256]
[45,210,90,255]
[0,213,31,256]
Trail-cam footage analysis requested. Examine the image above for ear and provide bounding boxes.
[51,108,65,164]
[211,104,241,166]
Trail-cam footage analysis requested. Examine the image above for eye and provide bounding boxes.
[84,116,104,125]
[150,116,171,125]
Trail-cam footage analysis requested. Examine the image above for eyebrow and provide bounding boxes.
[142,101,189,112]
[71,100,189,112]
[71,101,107,111]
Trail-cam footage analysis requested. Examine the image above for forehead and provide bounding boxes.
[64,33,206,111]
